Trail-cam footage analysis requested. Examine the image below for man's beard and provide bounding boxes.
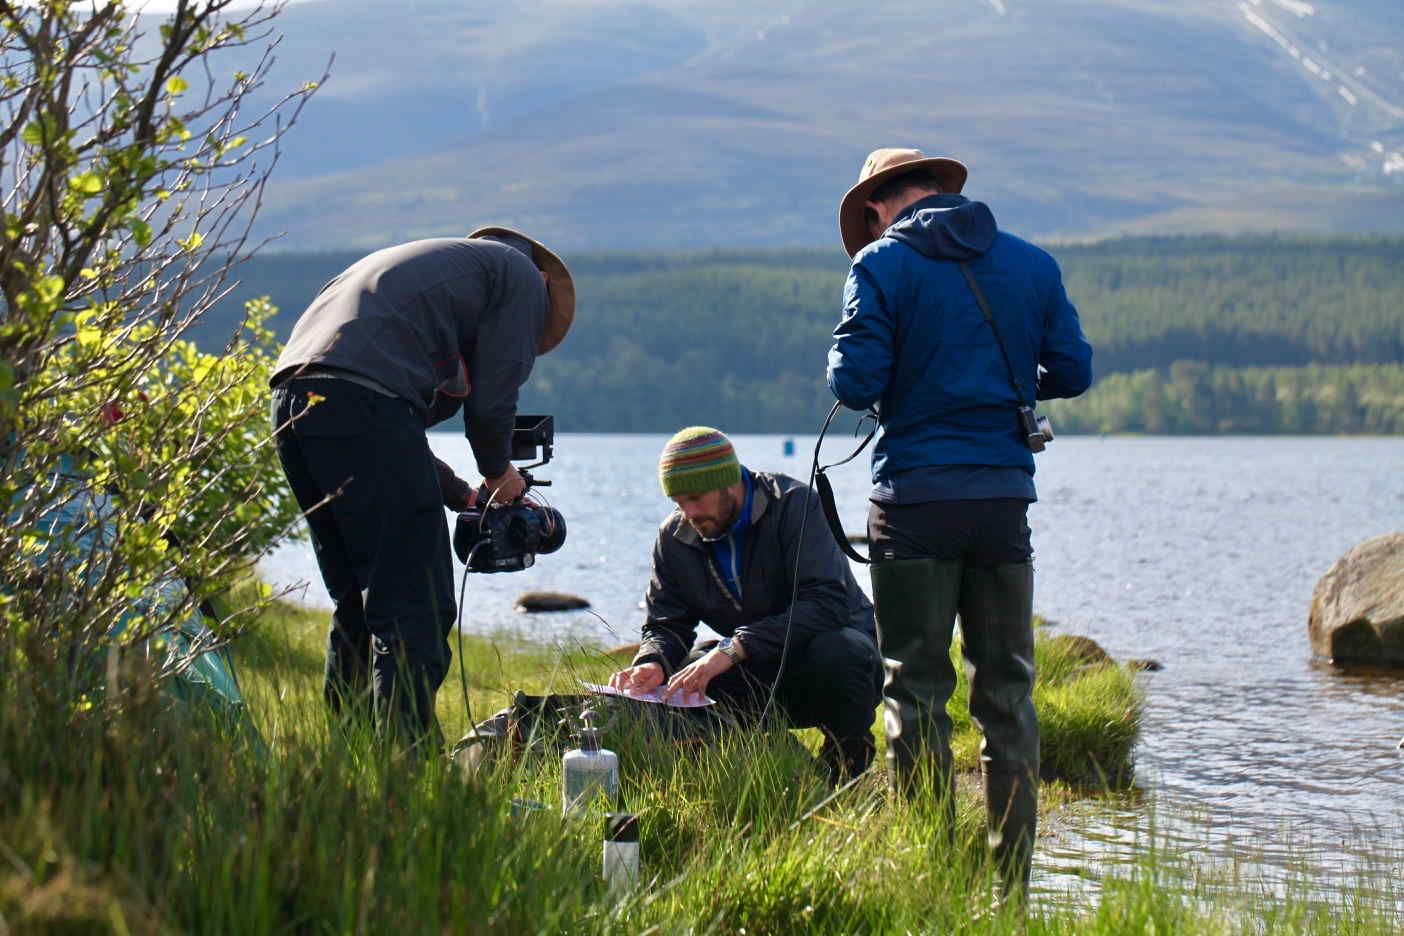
[692,487,740,541]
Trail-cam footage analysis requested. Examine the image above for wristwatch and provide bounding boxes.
[717,636,743,662]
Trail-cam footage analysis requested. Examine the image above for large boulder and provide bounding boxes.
[1308,533,1404,666]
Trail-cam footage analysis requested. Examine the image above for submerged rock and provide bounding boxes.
[1046,633,1113,667]
[1309,533,1404,667]
[1046,633,1162,673]
[515,591,590,613]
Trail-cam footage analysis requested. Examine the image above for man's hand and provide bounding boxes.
[482,463,525,503]
[609,662,665,693]
[663,649,734,702]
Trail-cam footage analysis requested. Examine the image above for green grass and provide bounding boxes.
[1,591,1398,934]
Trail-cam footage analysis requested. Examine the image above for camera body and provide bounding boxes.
[1018,405,1055,453]
[453,414,568,573]
[454,500,566,572]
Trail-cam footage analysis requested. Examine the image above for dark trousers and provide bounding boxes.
[692,628,883,771]
[867,498,1038,772]
[271,379,456,747]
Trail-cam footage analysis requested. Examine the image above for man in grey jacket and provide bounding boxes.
[270,228,574,749]
[608,427,882,782]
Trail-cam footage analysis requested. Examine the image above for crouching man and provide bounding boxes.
[608,427,882,782]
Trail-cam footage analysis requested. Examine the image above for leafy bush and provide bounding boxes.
[0,0,319,702]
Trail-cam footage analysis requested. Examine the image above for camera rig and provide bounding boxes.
[453,414,567,573]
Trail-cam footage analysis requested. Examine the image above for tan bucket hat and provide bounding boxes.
[468,226,575,354]
[838,148,968,257]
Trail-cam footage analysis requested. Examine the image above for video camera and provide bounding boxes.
[453,415,567,573]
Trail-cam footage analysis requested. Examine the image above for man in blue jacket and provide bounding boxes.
[827,148,1092,899]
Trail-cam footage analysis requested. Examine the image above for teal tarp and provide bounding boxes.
[25,468,254,728]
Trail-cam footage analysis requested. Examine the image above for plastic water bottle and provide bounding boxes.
[603,811,639,894]
[562,710,618,816]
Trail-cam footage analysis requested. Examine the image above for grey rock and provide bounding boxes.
[1308,533,1404,667]
[1046,633,1163,673]
[515,591,590,613]
[1046,633,1114,667]
[604,641,641,661]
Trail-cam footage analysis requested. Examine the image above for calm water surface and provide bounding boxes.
[261,434,1404,906]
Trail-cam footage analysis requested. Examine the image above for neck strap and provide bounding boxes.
[958,262,1030,407]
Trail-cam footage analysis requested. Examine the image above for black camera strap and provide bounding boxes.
[958,262,1031,407]
[813,400,878,565]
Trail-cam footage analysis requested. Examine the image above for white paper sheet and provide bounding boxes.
[580,681,716,708]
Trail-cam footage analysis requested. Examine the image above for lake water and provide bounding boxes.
[260,433,1404,908]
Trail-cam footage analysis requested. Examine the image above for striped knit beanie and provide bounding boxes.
[658,426,741,497]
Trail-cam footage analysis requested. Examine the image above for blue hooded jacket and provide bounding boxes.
[827,194,1092,502]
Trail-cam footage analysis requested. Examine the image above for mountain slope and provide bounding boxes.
[169,0,1404,250]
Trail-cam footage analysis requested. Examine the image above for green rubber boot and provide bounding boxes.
[959,560,1039,902]
[869,557,964,824]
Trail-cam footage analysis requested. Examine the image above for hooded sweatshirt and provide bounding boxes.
[827,194,1093,503]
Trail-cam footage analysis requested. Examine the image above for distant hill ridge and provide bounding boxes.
[146,0,1404,251]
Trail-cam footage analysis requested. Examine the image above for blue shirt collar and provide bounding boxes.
[726,466,754,536]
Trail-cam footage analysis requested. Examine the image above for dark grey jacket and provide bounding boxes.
[633,471,876,675]
[272,238,546,479]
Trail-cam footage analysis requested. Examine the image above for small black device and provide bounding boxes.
[1017,405,1054,453]
[453,414,567,573]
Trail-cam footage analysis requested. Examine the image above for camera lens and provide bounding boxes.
[536,507,566,554]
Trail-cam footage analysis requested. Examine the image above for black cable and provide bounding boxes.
[758,400,849,727]
[455,540,489,736]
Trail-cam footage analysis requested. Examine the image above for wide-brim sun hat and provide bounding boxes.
[838,148,968,258]
[468,226,575,354]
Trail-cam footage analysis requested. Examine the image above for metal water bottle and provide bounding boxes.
[562,709,618,816]
[603,811,639,894]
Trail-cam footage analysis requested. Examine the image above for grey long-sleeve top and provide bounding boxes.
[272,238,546,478]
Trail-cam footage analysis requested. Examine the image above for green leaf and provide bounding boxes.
[129,219,152,247]
[67,171,104,195]
[34,275,63,303]
[164,75,188,96]
[20,121,45,146]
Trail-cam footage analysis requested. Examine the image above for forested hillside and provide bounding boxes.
[205,235,1404,434]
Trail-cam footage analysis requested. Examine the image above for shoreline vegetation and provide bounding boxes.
[5,586,1400,933]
